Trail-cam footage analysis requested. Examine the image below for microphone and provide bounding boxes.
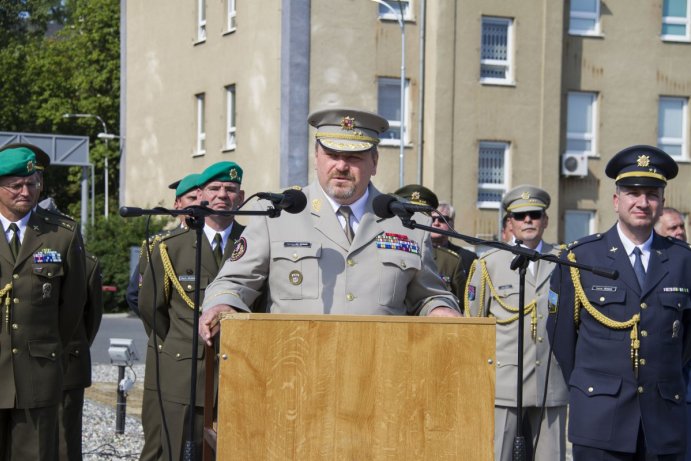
[257,189,307,214]
[372,194,435,219]
[119,206,169,217]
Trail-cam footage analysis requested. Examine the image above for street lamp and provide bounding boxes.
[372,0,406,187]
[63,113,110,218]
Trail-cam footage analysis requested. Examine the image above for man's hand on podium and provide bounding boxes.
[427,306,461,317]
[199,304,237,346]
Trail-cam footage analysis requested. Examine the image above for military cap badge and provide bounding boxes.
[411,191,421,202]
[229,168,238,181]
[340,116,355,131]
[27,160,35,172]
[637,155,650,167]
[521,191,530,200]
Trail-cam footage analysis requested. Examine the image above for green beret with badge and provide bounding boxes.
[175,173,202,197]
[0,147,37,177]
[199,161,243,186]
[394,184,440,209]
[308,108,389,153]
[0,143,50,170]
[501,185,551,213]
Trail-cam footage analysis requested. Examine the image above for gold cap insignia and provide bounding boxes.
[340,116,355,131]
[229,168,238,180]
[637,155,650,167]
[27,160,35,172]
[521,191,530,200]
[411,191,421,202]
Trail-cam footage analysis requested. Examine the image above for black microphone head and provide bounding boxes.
[282,189,307,214]
[119,206,142,217]
[372,194,397,219]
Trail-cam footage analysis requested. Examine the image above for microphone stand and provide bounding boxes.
[120,203,282,461]
[392,211,617,461]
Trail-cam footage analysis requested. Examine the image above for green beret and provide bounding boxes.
[394,184,439,209]
[0,143,50,170]
[175,173,202,197]
[200,161,243,186]
[0,147,37,178]
[502,185,551,213]
[309,108,389,153]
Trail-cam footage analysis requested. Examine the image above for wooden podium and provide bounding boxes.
[211,313,495,460]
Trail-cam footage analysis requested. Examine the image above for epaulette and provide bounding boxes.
[86,253,98,263]
[565,232,603,251]
[435,245,460,259]
[36,209,76,231]
[38,206,77,222]
[288,185,302,191]
[479,246,503,259]
[665,235,691,251]
[158,226,188,242]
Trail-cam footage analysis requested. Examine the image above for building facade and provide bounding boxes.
[123,0,691,244]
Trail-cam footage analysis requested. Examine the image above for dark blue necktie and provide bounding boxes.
[632,247,646,289]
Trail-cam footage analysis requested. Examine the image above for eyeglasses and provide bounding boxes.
[431,215,451,223]
[511,211,543,221]
[0,181,41,194]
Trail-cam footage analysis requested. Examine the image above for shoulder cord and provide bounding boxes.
[567,251,640,376]
[1,282,13,333]
[159,243,195,310]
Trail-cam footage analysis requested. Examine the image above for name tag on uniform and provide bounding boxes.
[498,284,513,290]
[284,242,311,247]
[178,275,196,282]
[591,285,617,292]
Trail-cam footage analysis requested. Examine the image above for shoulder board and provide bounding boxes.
[565,232,603,251]
[479,247,502,259]
[666,236,691,251]
[36,210,76,231]
[288,185,302,191]
[158,226,189,242]
[37,206,76,222]
[86,253,98,263]
[436,245,460,259]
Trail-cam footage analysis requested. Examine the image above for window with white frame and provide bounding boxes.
[225,85,236,150]
[658,96,688,159]
[197,0,206,42]
[477,141,509,209]
[662,0,690,41]
[566,91,597,156]
[196,93,206,156]
[377,0,412,21]
[227,0,237,32]
[480,17,513,84]
[377,77,410,145]
[564,210,595,244]
[569,0,601,35]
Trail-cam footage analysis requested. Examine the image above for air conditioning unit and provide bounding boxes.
[561,152,588,177]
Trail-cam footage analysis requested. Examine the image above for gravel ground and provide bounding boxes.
[82,364,145,460]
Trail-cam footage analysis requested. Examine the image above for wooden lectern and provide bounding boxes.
[207,313,495,460]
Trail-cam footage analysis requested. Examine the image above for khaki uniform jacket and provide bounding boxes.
[466,242,568,407]
[0,208,86,409]
[202,183,459,315]
[139,223,244,405]
[63,253,103,390]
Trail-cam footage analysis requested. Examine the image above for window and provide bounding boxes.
[196,93,206,156]
[377,77,410,145]
[566,92,597,156]
[480,17,513,84]
[197,0,206,42]
[225,85,236,150]
[227,0,237,32]
[377,0,412,21]
[564,210,595,244]
[569,0,601,35]
[658,96,688,159]
[662,0,690,41]
[477,142,509,209]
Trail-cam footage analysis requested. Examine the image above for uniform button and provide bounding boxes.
[641,330,648,337]
[292,253,298,261]
[47,272,53,276]
[640,302,648,309]
[588,387,594,393]
[186,285,192,290]
[535,360,541,366]
[51,352,56,357]
[11,323,17,330]
[158,344,163,350]
[639,358,646,366]
[496,361,502,366]
[12,274,18,280]
[538,314,543,319]
[637,386,644,394]
[11,348,18,354]
[675,394,681,400]
[599,296,605,302]
[75,350,80,356]
[347,259,355,267]
[537,336,543,342]
[401,261,407,268]
[12,298,18,304]
[176,353,181,358]
[346,293,354,301]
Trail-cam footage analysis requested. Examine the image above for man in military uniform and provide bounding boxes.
[548,145,691,460]
[0,147,86,460]
[394,185,477,311]
[465,185,568,461]
[139,161,245,461]
[655,207,687,242]
[199,108,460,345]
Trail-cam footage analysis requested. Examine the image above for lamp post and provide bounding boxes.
[63,113,110,218]
[372,0,406,187]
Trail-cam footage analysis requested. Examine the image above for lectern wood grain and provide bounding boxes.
[216,314,495,460]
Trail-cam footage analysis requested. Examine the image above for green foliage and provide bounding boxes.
[84,215,170,312]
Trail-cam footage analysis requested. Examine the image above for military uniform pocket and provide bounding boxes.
[271,243,321,300]
[31,263,63,306]
[377,250,422,306]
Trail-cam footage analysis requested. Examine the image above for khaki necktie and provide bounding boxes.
[338,206,354,243]
[213,233,223,266]
[7,223,20,261]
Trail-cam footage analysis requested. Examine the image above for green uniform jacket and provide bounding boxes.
[0,208,86,409]
[139,223,244,405]
[63,252,103,390]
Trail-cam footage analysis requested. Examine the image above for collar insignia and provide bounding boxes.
[610,246,618,253]
[637,155,650,167]
[311,199,321,212]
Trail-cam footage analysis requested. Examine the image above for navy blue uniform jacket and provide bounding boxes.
[548,225,691,455]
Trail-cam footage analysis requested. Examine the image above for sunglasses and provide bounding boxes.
[431,215,451,223]
[511,211,543,221]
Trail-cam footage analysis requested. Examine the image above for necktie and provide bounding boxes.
[213,233,223,266]
[338,206,354,243]
[632,247,646,289]
[7,223,19,261]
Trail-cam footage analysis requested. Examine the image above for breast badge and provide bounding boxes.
[289,270,303,286]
